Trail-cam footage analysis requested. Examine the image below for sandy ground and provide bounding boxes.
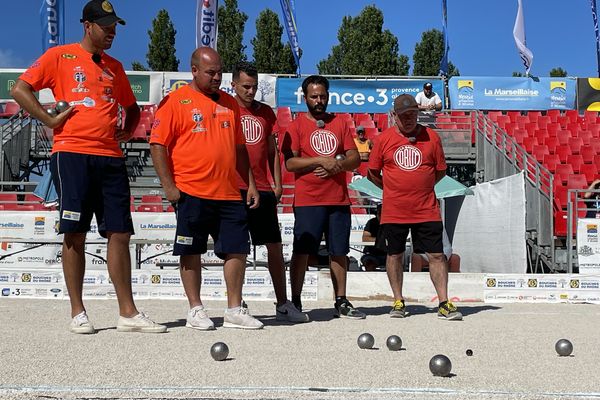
[0,299,599,400]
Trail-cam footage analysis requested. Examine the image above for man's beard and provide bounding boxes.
[308,102,327,114]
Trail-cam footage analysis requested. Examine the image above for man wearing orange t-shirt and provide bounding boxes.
[281,75,365,320]
[11,0,166,335]
[232,62,308,323]
[368,94,462,321]
[150,47,263,330]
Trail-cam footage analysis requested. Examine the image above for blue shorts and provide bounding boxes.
[241,190,282,245]
[173,192,250,258]
[50,152,133,238]
[293,205,351,256]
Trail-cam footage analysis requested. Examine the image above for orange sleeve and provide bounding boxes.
[150,95,176,146]
[19,48,58,91]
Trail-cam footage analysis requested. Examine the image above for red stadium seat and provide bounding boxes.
[543,154,560,173]
[580,164,599,184]
[0,102,21,118]
[136,204,162,212]
[131,124,148,141]
[527,111,542,122]
[580,145,596,163]
[568,137,583,154]
[567,174,588,190]
[553,144,572,163]
[555,164,574,185]
[542,136,559,151]
[141,195,163,206]
[566,155,584,174]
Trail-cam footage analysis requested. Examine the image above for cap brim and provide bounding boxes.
[94,15,126,26]
[394,106,419,115]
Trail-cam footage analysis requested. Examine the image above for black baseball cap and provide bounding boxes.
[81,0,125,26]
[424,82,433,89]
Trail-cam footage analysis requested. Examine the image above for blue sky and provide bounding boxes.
[0,0,598,77]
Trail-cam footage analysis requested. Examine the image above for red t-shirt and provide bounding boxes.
[282,113,356,206]
[150,85,244,200]
[236,101,277,191]
[19,43,136,157]
[368,125,446,224]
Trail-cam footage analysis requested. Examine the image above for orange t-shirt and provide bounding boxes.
[19,43,136,157]
[150,85,244,200]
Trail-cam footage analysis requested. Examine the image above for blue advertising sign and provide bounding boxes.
[448,76,576,110]
[276,78,444,113]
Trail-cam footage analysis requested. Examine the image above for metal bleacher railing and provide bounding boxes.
[473,111,555,272]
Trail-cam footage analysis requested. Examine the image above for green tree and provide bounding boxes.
[146,9,179,72]
[318,5,409,76]
[217,0,248,72]
[549,67,567,77]
[412,29,459,77]
[131,61,148,71]
[512,71,524,77]
[251,9,297,74]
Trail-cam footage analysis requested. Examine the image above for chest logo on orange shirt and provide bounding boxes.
[72,68,89,93]
[310,129,337,156]
[241,115,263,145]
[394,145,422,171]
[191,108,206,133]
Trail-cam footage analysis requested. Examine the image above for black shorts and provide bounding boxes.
[380,221,443,255]
[50,152,133,238]
[241,190,282,245]
[173,192,250,258]
[293,205,351,256]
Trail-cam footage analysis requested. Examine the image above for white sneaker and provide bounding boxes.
[223,303,264,330]
[276,300,310,323]
[186,305,215,330]
[69,311,95,334]
[117,312,167,333]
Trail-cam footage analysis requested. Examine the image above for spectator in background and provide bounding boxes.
[354,126,373,162]
[360,204,387,271]
[411,227,461,272]
[583,179,600,218]
[11,0,166,334]
[415,82,442,125]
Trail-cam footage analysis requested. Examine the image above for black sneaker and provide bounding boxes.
[438,301,463,321]
[334,300,366,319]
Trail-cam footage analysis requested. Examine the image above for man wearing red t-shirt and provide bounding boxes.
[151,47,263,330]
[368,94,462,321]
[11,0,166,334]
[232,62,308,323]
[281,75,365,319]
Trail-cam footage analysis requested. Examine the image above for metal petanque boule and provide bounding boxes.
[466,349,473,356]
[555,339,573,356]
[55,100,69,114]
[357,333,375,349]
[429,354,452,377]
[386,335,402,351]
[46,107,58,117]
[210,342,229,361]
[335,154,346,161]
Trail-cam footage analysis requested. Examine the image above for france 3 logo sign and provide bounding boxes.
[455,79,474,108]
[310,130,338,156]
[550,81,567,108]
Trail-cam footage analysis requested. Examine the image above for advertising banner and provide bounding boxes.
[125,72,163,105]
[448,76,576,110]
[163,72,277,107]
[484,274,600,304]
[577,218,600,274]
[276,78,444,113]
[577,77,600,112]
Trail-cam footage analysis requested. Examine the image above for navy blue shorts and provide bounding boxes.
[241,190,282,245]
[173,192,250,257]
[293,205,351,256]
[380,221,443,255]
[50,152,133,238]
